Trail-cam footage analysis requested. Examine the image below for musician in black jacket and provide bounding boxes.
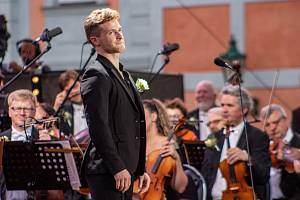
[201,85,270,200]
[261,104,300,200]
[81,8,150,200]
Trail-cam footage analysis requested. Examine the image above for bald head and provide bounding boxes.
[195,80,216,112]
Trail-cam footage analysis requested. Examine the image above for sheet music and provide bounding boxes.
[36,140,81,190]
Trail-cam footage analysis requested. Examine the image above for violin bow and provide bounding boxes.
[262,69,279,130]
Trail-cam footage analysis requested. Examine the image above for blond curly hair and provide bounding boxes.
[84,8,120,43]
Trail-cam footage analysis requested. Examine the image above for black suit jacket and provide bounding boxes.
[280,131,300,199]
[80,54,146,177]
[292,107,300,133]
[186,108,200,138]
[201,123,271,200]
[59,100,74,136]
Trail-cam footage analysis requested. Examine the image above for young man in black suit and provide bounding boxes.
[201,85,271,200]
[81,8,150,200]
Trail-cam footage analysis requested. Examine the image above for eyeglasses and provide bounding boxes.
[10,107,35,113]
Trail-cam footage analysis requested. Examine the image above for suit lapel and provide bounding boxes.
[212,131,225,173]
[124,70,144,112]
[109,68,138,111]
[96,54,139,111]
[237,124,248,150]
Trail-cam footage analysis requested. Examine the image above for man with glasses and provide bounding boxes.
[207,107,224,133]
[1,89,39,141]
[261,104,300,200]
[0,89,51,200]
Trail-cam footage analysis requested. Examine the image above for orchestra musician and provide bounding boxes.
[201,85,271,200]
[165,98,198,142]
[53,70,88,138]
[133,99,188,199]
[260,104,300,200]
[0,89,52,199]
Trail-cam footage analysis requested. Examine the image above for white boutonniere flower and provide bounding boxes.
[135,78,149,93]
[204,134,220,151]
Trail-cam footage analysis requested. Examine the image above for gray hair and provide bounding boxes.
[220,85,253,115]
[260,104,287,120]
[207,107,223,115]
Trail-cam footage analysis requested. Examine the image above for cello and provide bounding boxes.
[219,124,255,200]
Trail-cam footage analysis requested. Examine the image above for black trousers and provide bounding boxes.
[86,173,133,200]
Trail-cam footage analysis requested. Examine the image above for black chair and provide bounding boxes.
[178,164,207,200]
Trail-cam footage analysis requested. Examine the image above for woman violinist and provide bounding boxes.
[165,98,198,142]
[133,99,188,200]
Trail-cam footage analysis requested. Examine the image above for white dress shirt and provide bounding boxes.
[11,126,32,141]
[269,128,294,199]
[198,110,211,140]
[211,122,244,200]
[72,103,88,136]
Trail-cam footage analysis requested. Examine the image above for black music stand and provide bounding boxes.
[181,141,207,172]
[3,141,72,190]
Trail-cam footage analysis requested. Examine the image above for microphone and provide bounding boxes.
[214,57,233,70]
[33,27,63,43]
[159,43,179,55]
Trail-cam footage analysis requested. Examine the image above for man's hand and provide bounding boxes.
[135,172,150,194]
[227,147,248,165]
[160,140,178,160]
[53,91,67,111]
[294,160,300,173]
[114,169,131,193]
[39,130,51,140]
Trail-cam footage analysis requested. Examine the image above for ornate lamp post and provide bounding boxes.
[220,35,246,84]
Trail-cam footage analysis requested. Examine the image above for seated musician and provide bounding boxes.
[53,70,88,139]
[165,98,198,141]
[35,102,61,139]
[260,104,300,199]
[201,85,271,200]
[207,107,224,133]
[133,99,188,199]
[0,89,51,199]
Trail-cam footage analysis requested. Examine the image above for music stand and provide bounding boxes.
[3,141,72,190]
[182,140,207,172]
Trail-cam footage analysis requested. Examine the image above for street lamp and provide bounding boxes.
[220,35,246,84]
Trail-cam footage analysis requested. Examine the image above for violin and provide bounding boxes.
[219,125,255,200]
[269,139,297,173]
[175,127,198,141]
[133,119,184,200]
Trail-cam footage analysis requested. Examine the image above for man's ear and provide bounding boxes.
[89,36,100,47]
[151,112,158,122]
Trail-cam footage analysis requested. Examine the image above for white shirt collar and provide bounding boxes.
[11,126,32,141]
[283,128,293,144]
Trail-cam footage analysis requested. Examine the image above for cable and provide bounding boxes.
[175,0,227,49]
[236,78,256,200]
[147,53,159,82]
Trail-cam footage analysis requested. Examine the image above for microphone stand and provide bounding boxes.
[54,47,95,139]
[234,72,256,200]
[148,55,170,86]
[0,42,52,93]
